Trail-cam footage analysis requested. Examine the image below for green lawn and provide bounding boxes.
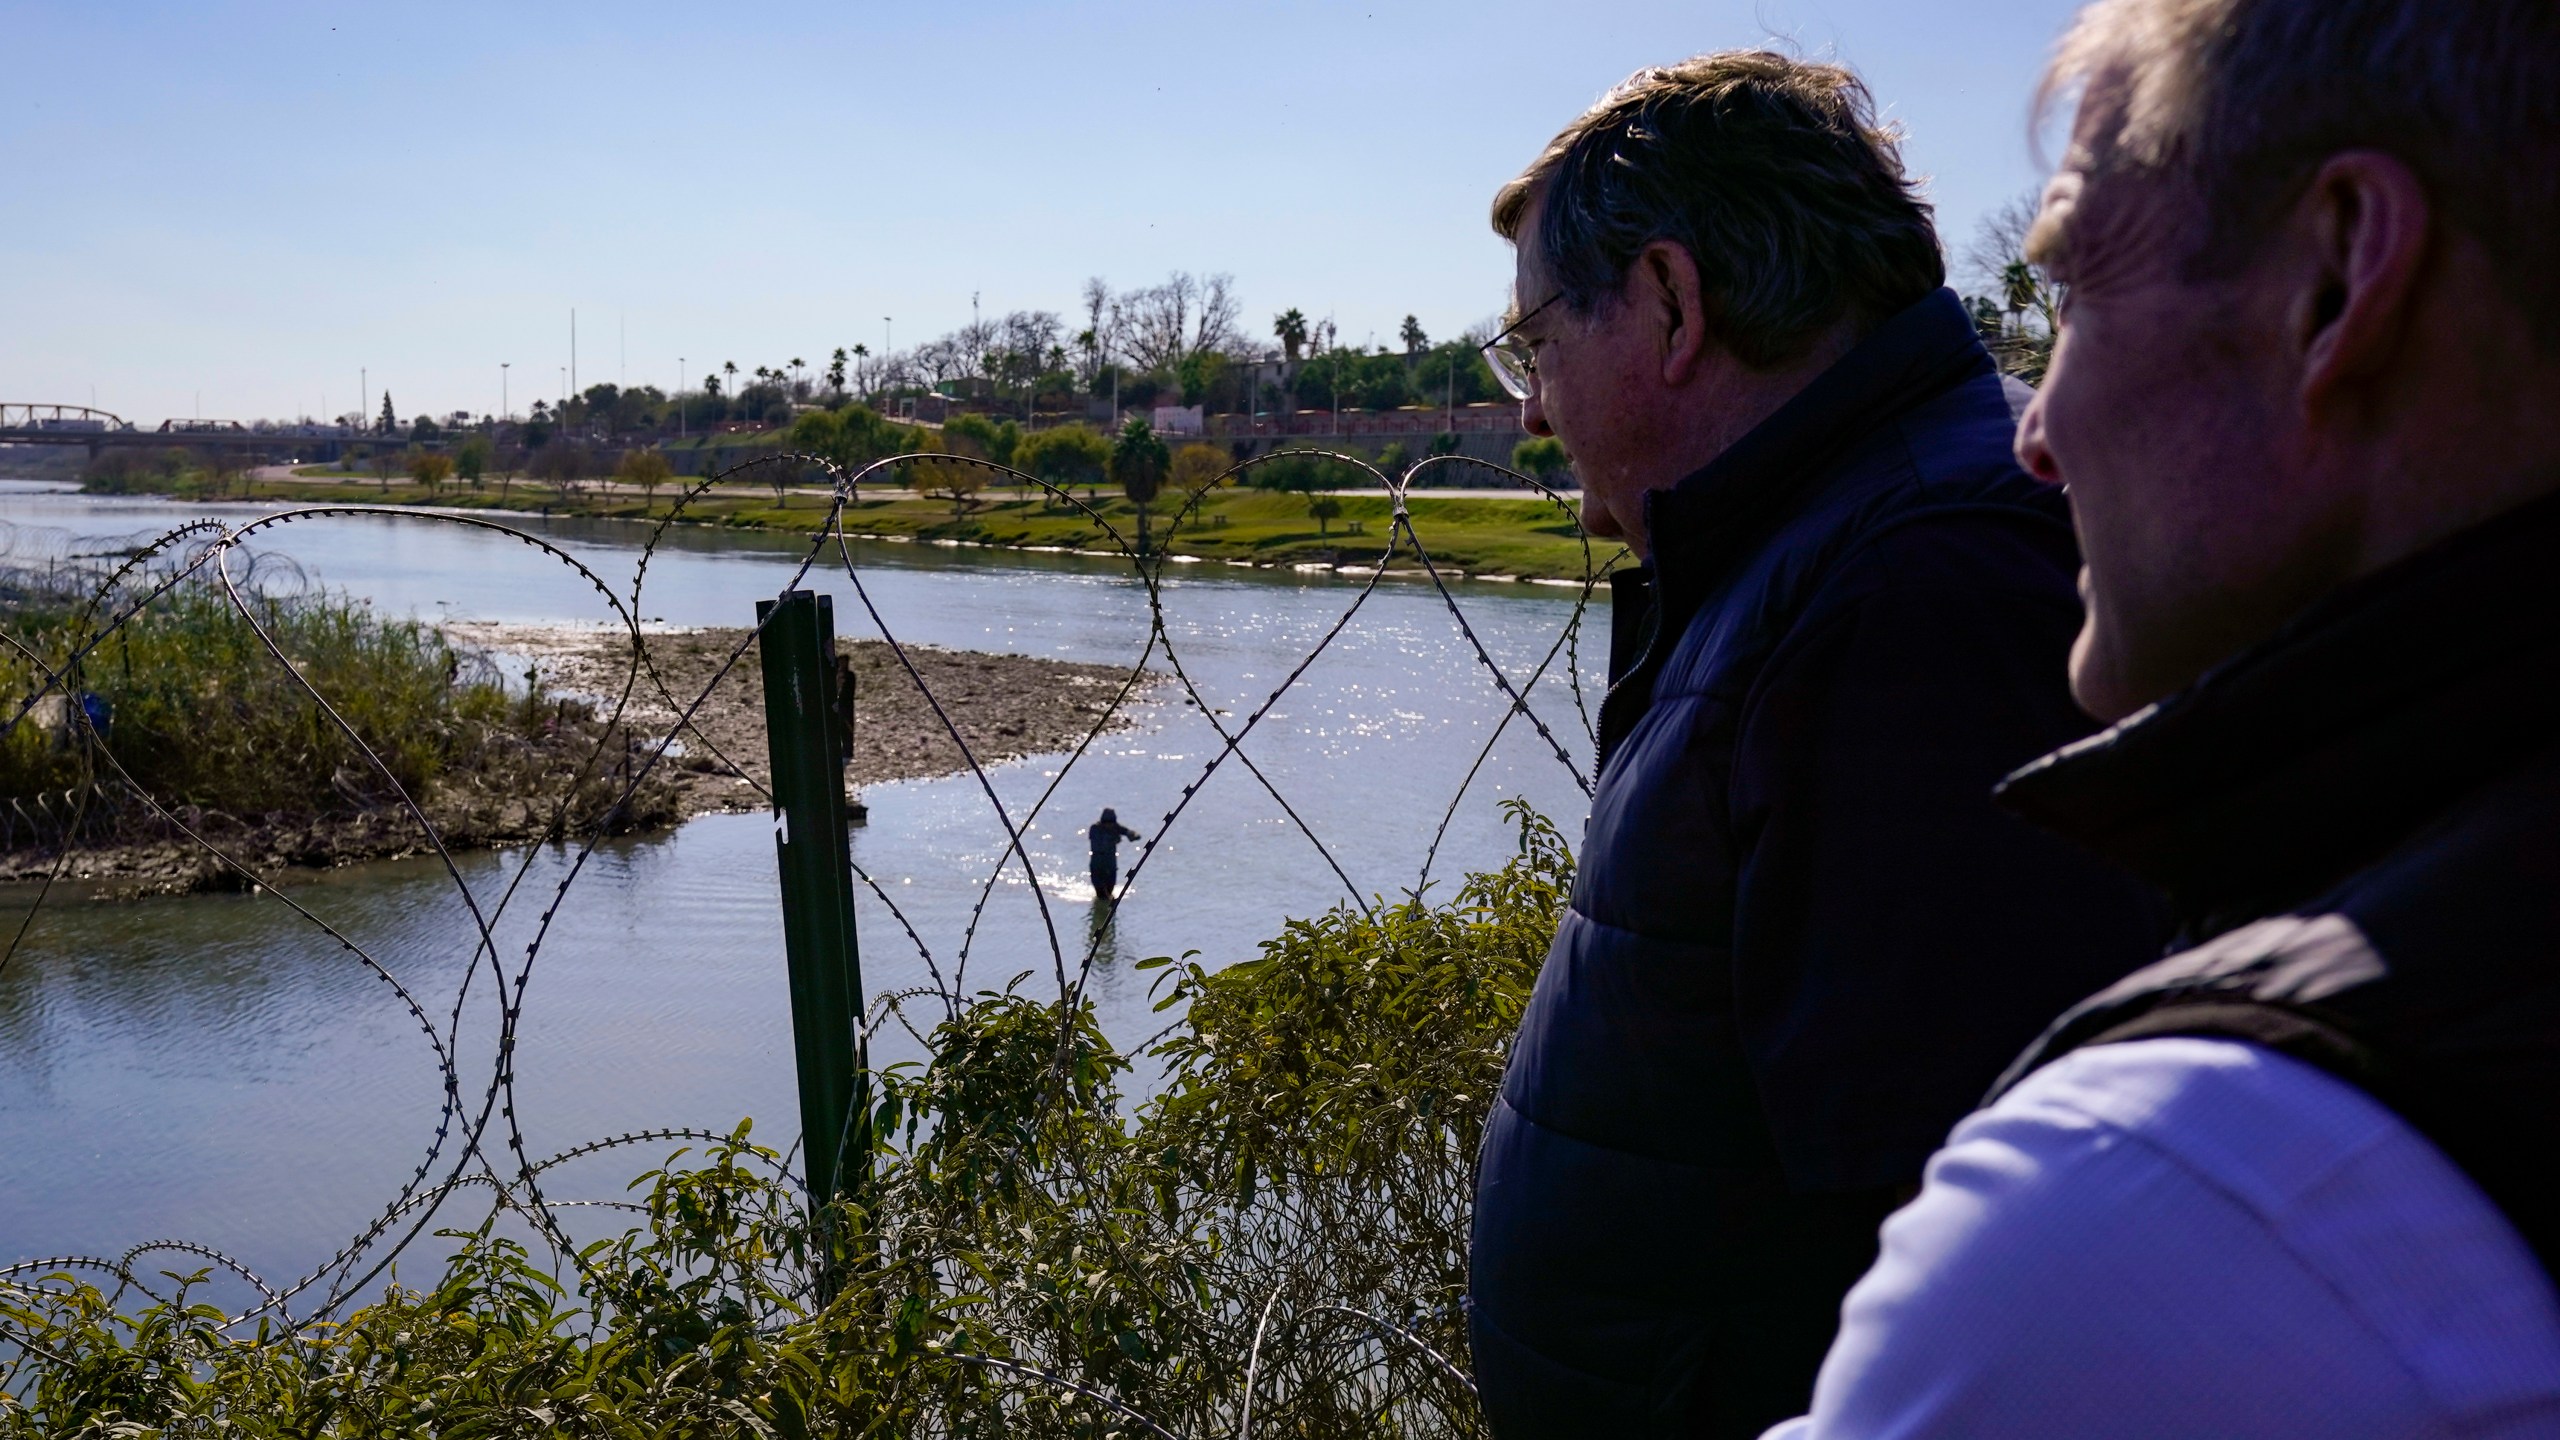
[258,472,1627,582]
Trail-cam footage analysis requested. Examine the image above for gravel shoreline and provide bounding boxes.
[447,622,1154,820]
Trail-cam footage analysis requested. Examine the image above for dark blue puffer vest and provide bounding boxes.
[1468,291,2165,1437]
[1988,485,2560,1281]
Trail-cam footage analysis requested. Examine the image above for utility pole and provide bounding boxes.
[1329,316,1341,437]
[501,363,510,424]
[361,368,368,436]
[570,309,578,400]
[678,356,686,440]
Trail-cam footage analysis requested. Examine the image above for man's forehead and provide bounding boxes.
[2026,171,2085,272]
[2030,83,2190,287]
[1506,232,1550,323]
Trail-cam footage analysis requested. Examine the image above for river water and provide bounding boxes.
[0,480,1601,1301]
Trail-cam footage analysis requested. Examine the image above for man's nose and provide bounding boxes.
[1522,386,1553,438]
[2014,389,2062,486]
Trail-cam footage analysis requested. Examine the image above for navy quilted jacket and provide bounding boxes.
[1467,291,2166,1437]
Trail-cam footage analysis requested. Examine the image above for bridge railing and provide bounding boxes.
[0,403,129,431]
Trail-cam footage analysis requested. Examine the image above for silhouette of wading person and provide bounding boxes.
[1087,808,1141,906]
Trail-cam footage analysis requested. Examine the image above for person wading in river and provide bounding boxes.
[1087,807,1141,907]
[1465,52,2166,1436]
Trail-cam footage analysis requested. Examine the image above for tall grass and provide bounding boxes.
[0,803,1572,1436]
[0,572,599,847]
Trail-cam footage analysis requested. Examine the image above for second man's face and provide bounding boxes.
[2014,134,2305,722]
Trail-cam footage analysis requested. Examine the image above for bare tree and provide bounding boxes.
[1080,278,1114,385]
[1000,310,1064,370]
[912,339,964,388]
[1118,275,1193,374]
[953,317,998,383]
[1117,271,1247,374]
[874,349,922,396]
[1190,273,1245,358]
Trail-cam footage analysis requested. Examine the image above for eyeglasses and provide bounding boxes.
[1480,292,1562,401]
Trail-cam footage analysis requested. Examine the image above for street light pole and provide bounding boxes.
[501,363,510,425]
[678,356,686,440]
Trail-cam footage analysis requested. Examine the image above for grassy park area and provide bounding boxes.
[245,466,1621,583]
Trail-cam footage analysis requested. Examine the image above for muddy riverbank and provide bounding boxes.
[448,622,1154,814]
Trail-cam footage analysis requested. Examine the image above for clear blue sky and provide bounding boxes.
[2,0,2081,426]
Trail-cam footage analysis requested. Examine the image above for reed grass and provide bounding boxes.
[0,573,640,852]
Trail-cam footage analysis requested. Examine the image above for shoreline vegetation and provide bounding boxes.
[69,458,1622,586]
[0,583,1153,896]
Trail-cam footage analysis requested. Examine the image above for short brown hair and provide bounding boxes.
[1492,51,1944,369]
[2045,0,2560,344]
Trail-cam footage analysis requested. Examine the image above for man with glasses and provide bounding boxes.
[1466,52,2162,1437]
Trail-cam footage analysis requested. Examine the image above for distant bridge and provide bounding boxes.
[0,404,413,459]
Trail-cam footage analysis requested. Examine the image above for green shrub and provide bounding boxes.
[1241,447,1362,494]
[0,574,652,846]
[1511,436,1572,485]
[1012,423,1110,490]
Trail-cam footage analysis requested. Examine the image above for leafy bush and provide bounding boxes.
[79,450,241,501]
[1012,424,1110,491]
[0,573,662,850]
[0,804,1573,1435]
[790,405,924,480]
[1169,444,1229,496]
[941,413,1020,469]
[1510,437,1571,485]
[1242,447,1360,495]
[3,582,483,813]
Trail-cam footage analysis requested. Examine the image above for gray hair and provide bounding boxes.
[2043,0,2560,343]
[1492,52,1945,370]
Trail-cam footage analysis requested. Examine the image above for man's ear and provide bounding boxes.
[1639,241,1711,385]
[2298,151,2432,412]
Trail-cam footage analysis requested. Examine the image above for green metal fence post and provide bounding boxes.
[755,590,870,1271]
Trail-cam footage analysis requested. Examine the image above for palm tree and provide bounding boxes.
[1110,417,1170,556]
[1274,308,1309,364]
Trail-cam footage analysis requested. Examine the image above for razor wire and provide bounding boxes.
[0,446,1619,1430]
